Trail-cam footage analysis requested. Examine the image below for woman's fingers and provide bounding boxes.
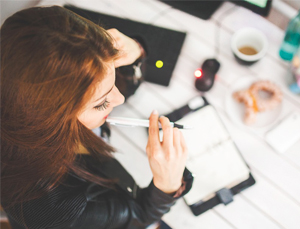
[173,128,181,152]
[106,28,119,47]
[148,110,160,147]
[159,116,173,149]
[180,131,188,155]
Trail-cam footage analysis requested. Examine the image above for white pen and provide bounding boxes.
[106,117,192,129]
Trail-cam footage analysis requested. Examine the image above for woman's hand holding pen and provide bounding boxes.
[107,28,142,68]
[146,110,188,194]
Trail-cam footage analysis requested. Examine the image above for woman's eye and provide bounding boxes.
[94,100,110,111]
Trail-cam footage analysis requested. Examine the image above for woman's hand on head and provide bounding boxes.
[107,28,142,68]
[146,110,188,194]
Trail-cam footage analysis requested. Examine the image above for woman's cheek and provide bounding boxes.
[89,111,106,129]
[78,110,101,129]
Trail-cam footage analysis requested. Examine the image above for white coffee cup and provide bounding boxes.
[231,27,268,64]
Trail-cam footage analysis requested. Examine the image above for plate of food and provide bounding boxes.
[225,76,283,128]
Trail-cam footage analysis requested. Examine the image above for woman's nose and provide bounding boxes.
[111,86,125,108]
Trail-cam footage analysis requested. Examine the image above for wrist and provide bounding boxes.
[153,179,182,194]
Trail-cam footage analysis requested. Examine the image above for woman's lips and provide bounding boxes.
[104,115,109,119]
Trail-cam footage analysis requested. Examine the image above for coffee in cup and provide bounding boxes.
[231,28,268,65]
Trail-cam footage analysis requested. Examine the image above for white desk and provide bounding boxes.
[39,1,300,228]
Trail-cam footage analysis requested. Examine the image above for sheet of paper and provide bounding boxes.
[178,106,250,205]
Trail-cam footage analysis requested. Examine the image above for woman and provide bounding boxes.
[1,6,193,229]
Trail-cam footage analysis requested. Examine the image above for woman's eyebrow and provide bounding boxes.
[94,85,114,103]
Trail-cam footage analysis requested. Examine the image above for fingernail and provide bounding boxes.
[152,109,158,115]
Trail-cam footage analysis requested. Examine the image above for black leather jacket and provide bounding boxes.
[5,155,193,229]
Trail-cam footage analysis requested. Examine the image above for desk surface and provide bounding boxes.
[40,1,300,228]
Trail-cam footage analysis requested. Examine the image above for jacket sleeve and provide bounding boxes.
[69,168,193,229]
[4,163,193,229]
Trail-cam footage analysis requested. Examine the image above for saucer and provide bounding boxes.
[225,76,282,129]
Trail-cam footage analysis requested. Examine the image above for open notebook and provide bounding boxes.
[167,102,255,215]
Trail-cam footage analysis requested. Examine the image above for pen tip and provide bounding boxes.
[183,125,193,129]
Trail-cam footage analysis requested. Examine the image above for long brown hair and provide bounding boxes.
[1,6,119,206]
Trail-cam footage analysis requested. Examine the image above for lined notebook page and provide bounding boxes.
[178,106,250,205]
